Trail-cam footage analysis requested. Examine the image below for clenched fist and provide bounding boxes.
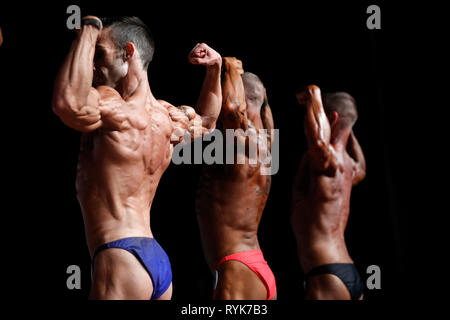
[188,43,221,67]
[296,85,321,105]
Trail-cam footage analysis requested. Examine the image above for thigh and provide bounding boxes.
[90,248,153,300]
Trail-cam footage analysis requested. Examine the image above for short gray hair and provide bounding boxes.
[323,92,358,128]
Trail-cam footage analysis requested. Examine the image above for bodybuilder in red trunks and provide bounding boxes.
[52,16,222,299]
[291,85,366,300]
[196,57,277,300]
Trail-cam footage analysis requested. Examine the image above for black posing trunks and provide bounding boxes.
[304,263,364,300]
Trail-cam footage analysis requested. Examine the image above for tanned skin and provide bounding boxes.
[290,85,366,300]
[52,16,222,300]
[0,27,3,47]
[196,57,276,300]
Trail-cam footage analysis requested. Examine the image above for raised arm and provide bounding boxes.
[347,130,366,185]
[167,43,222,144]
[188,43,222,131]
[296,85,342,175]
[221,57,248,130]
[52,16,104,132]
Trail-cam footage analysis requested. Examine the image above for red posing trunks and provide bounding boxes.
[213,249,277,300]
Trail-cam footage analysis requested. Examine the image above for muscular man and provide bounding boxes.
[290,85,366,300]
[196,57,277,300]
[52,16,222,300]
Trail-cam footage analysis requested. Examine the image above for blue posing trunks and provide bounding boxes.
[92,237,172,300]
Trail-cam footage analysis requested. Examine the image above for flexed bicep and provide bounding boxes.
[52,16,104,132]
[53,86,103,132]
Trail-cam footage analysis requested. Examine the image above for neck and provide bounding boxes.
[331,128,351,149]
[246,104,261,123]
[117,67,150,100]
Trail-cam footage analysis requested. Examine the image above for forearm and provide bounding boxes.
[196,63,222,129]
[222,62,248,129]
[261,91,274,127]
[349,131,366,181]
[301,85,342,173]
[348,131,363,160]
[261,96,274,149]
[305,97,331,151]
[53,25,100,112]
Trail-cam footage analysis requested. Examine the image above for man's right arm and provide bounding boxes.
[297,85,342,175]
[52,18,103,132]
[221,57,248,130]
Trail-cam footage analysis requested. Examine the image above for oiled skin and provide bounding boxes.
[196,58,275,300]
[290,85,366,300]
[52,16,222,299]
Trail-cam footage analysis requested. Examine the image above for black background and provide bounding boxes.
[0,0,420,309]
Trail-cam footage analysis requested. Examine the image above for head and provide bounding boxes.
[93,16,154,88]
[241,72,265,110]
[323,92,358,135]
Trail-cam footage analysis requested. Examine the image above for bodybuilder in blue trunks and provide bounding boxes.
[52,16,222,299]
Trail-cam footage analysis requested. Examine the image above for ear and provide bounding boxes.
[124,42,135,61]
[329,111,339,127]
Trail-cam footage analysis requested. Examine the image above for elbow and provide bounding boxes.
[360,168,367,181]
[52,92,79,117]
[201,116,217,131]
[354,168,366,185]
[52,99,65,116]
[52,97,66,118]
[359,159,367,180]
[312,139,328,156]
[222,99,236,113]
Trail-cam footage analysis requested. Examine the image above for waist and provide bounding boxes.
[79,192,153,226]
[83,214,153,257]
[296,238,352,273]
[199,228,261,272]
[91,236,158,259]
